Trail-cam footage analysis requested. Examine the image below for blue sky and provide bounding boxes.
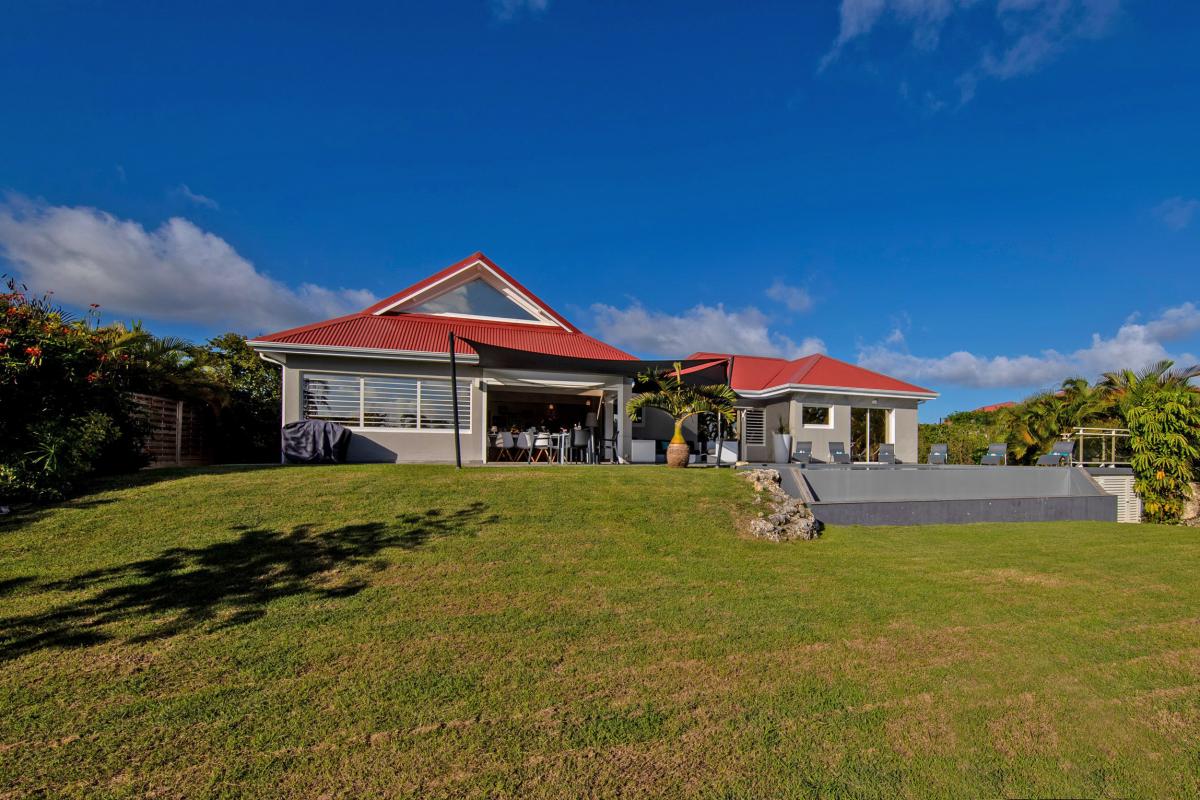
[1,0,1198,419]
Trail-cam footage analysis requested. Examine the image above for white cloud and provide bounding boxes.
[765,279,814,313]
[822,0,1120,103]
[857,302,1200,388]
[0,197,376,334]
[175,184,219,210]
[589,301,825,360]
[823,0,961,69]
[1154,196,1200,231]
[491,0,549,21]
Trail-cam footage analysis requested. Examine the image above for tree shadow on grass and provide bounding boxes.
[0,465,287,533]
[0,498,117,534]
[0,502,497,662]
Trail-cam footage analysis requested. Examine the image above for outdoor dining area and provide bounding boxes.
[486,389,610,464]
[489,426,602,463]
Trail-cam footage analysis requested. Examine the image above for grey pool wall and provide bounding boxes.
[777,465,1117,527]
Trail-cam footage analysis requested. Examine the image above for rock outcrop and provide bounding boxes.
[739,468,822,541]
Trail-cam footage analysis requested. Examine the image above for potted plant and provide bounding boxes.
[773,420,793,463]
[626,363,737,468]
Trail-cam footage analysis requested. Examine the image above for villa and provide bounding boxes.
[248,253,937,464]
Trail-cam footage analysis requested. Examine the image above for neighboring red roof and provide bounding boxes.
[974,401,1016,412]
[250,253,636,361]
[686,351,936,396]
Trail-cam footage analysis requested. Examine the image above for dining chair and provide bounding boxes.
[571,428,589,463]
[514,432,533,463]
[495,431,516,462]
[531,432,553,463]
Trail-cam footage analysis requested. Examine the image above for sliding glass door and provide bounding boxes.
[850,407,891,461]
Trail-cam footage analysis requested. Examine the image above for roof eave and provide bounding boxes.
[734,383,939,400]
[246,340,480,364]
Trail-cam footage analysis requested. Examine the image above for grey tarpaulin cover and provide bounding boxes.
[281,420,352,464]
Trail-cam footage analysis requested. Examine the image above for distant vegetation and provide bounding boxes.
[1,277,280,503]
[919,362,1200,522]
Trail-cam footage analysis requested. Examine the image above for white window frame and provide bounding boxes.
[800,403,834,430]
[302,371,471,433]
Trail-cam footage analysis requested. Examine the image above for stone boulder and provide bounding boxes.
[739,468,822,542]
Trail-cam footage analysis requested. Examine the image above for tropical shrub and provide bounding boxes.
[0,280,147,502]
[918,408,1011,465]
[1124,385,1200,523]
[1,412,120,501]
[200,332,281,463]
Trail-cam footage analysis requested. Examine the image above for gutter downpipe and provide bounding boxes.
[257,351,288,465]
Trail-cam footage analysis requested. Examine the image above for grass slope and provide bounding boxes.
[1,465,1199,798]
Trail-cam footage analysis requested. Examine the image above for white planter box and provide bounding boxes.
[631,439,657,464]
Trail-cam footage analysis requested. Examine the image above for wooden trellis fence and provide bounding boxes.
[129,393,212,468]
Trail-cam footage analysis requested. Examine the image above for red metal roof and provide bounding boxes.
[253,313,634,359]
[974,401,1016,412]
[686,351,936,396]
[251,253,635,360]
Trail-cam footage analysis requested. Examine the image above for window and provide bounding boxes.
[802,405,833,429]
[301,374,361,426]
[743,408,766,446]
[408,279,539,322]
[303,373,470,431]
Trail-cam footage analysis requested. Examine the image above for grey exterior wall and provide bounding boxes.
[633,407,698,443]
[739,392,922,464]
[739,399,791,463]
[807,495,1117,526]
[272,352,632,464]
[801,464,1099,502]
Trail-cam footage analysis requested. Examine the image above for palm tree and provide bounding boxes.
[1009,377,1115,462]
[1100,360,1200,411]
[626,364,737,468]
[95,323,227,407]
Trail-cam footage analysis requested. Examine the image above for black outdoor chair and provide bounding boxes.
[793,440,812,465]
[979,443,1007,466]
[1036,440,1074,467]
[877,443,896,464]
[928,443,948,465]
[828,441,851,464]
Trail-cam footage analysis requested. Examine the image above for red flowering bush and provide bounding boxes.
[1,278,147,502]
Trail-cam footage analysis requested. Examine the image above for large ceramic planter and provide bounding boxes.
[666,441,691,468]
[772,433,793,463]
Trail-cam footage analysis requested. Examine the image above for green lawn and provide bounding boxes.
[2,465,1199,799]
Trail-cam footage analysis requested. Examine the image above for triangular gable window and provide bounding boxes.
[406,278,540,322]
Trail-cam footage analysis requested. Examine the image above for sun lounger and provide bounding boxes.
[979,443,1007,466]
[877,443,896,464]
[928,443,948,465]
[793,441,812,465]
[1035,440,1074,467]
[828,441,851,464]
